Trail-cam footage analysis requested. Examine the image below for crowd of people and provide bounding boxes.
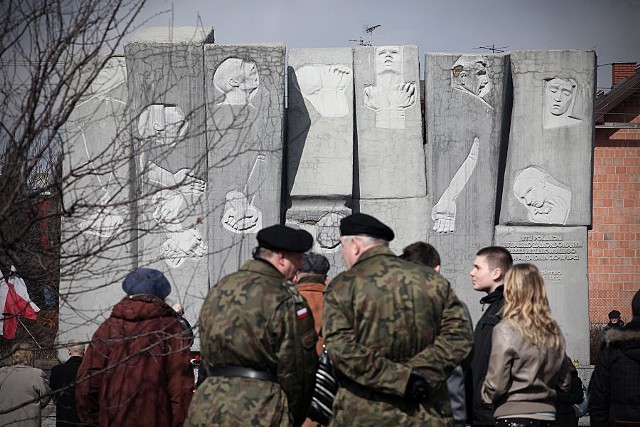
[1,213,638,426]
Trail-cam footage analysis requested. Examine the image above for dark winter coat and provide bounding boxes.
[50,355,84,426]
[185,259,318,427]
[323,246,473,426]
[469,285,504,426]
[75,295,194,427]
[555,365,584,427]
[589,318,640,426]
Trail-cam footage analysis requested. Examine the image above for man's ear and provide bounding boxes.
[228,77,240,88]
[323,275,329,285]
[434,265,441,273]
[491,267,502,282]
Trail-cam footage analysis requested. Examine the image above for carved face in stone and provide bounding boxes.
[451,57,491,98]
[546,78,576,116]
[375,46,401,74]
[513,167,549,208]
[213,57,260,101]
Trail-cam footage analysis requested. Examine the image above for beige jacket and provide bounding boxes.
[481,321,571,419]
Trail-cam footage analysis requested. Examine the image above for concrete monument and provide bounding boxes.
[126,27,214,344]
[287,48,354,276]
[424,53,510,313]
[355,45,426,251]
[500,50,595,226]
[495,225,589,364]
[59,55,134,358]
[206,44,285,281]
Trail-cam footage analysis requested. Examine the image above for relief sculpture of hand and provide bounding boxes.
[174,169,206,196]
[389,82,416,109]
[321,65,351,92]
[431,198,457,233]
[364,85,382,110]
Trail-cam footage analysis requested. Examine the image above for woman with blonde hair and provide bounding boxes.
[481,263,571,427]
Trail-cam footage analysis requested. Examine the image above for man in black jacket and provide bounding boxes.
[50,342,86,426]
[590,289,640,426]
[468,246,512,427]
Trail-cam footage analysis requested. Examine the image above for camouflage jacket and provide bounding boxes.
[323,246,473,426]
[186,259,318,427]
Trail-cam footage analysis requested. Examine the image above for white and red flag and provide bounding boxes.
[0,266,40,339]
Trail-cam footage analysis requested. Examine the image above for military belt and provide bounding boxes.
[207,365,277,382]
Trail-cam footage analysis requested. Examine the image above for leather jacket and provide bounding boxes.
[481,321,571,419]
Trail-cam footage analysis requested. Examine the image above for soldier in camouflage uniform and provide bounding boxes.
[185,225,318,427]
[322,213,473,426]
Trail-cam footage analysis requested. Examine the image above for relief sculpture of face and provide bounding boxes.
[375,46,401,74]
[546,78,576,116]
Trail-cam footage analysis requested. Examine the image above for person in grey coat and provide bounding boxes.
[0,342,51,427]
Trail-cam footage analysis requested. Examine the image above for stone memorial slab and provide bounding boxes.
[359,197,429,254]
[354,45,426,199]
[287,48,353,198]
[126,27,214,343]
[495,225,589,364]
[285,202,350,278]
[59,55,134,357]
[287,48,354,275]
[205,44,285,281]
[424,53,510,306]
[500,50,596,226]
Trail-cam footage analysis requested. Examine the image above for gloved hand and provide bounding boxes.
[404,370,431,403]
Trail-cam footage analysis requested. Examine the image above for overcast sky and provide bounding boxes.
[135,0,640,91]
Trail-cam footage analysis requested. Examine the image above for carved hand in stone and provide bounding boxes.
[174,169,206,196]
[364,85,382,110]
[389,82,416,109]
[432,198,456,233]
[152,189,184,231]
[321,65,351,92]
[163,228,207,261]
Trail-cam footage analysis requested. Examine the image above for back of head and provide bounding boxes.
[400,242,440,268]
[122,267,171,300]
[68,342,86,357]
[299,252,330,276]
[503,263,561,349]
[476,246,513,279]
[10,342,34,366]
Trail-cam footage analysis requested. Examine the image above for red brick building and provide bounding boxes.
[589,63,640,329]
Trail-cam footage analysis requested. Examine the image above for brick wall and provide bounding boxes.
[612,62,637,86]
[589,92,640,325]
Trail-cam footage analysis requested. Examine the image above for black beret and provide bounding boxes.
[608,310,621,319]
[340,213,394,241]
[300,252,330,275]
[257,224,313,252]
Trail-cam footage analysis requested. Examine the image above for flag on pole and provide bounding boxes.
[0,266,40,339]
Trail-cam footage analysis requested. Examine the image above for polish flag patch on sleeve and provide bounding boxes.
[296,307,309,319]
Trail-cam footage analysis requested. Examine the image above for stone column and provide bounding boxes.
[500,50,596,226]
[205,44,285,281]
[354,45,427,252]
[286,48,354,276]
[126,27,214,343]
[424,53,510,317]
[59,55,133,358]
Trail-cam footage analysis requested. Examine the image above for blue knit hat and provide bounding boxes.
[122,268,171,299]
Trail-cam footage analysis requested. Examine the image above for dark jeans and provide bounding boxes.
[495,419,557,427]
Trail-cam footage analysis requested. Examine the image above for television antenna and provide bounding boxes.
[474,44,508,53]
[350,24,381,46]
